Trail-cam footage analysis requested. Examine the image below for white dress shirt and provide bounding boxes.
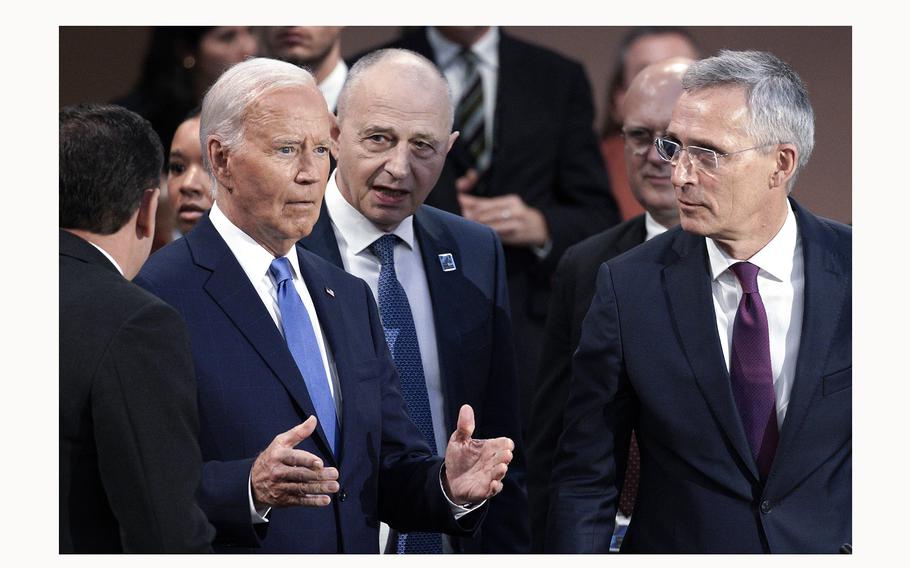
[706,201,804,429]
[318,59,348,112]
[324,174,447,454]
[427,26,498,155]
[208,202,342,523]
[644,211,670,242]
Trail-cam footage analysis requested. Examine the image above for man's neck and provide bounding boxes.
[711,200,790,260]
[313,45,341,85]
[64,227,134,278]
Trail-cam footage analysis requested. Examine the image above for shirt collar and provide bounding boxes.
[427,26,499,70]
[706,200,798,282]
[643,211,670,241]
[324,171,415,255]
[318,59,348,112]
[86,240,124,275]
[209,201,304,285]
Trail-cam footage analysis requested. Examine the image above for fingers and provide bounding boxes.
[273,415,318,448]
[455,168,479,193]
[455,404,475,440]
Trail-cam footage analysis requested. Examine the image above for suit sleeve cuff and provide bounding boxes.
[249,471,270,524]
[439,466,486,519]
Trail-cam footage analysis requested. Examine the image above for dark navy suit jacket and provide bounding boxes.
[299,203,530,553]
[546,200,851,553]
[137,215,478,553]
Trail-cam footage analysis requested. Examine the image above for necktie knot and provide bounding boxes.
[460,47,479,69]
[269,256,294,286]
[730,261,761,294]
[370,234,398,267]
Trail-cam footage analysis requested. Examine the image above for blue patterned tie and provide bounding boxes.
[269,257,338,454]
[369,234,443,554]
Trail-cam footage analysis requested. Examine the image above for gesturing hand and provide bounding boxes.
[457,190,550,248]
[443,405,514,504]
[251,416,339,508]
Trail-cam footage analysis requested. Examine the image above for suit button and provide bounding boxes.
[760,500,772,514]
[338,489,347,502]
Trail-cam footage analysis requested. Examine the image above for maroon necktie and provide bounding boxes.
[618,433,640,517]
[729,262,779,478]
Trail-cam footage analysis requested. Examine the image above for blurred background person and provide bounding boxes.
[166,109,211,237]
[528,57,693,551]
[60,103,214,553]
[114,26,258,152]
[261,26,346,111]
[599,27,699,221]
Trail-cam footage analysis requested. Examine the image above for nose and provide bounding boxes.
[383,144,410,180]
[670,154,696,188]
[294,152,324,185]
[645,140,665,165]
[241,30,258,57]
[180,165,207,197]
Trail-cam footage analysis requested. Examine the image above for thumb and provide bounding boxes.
[455,404,475,440]
[455,169,479,193]
[278,415,318,448]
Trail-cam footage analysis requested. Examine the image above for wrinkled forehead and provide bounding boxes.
[668,86,750,142]
[245,86,334,134]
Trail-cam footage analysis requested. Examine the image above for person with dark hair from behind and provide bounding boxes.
[600,27,699,221]
[59,104,214,553]
[528,57,693,551]
[166,108,212,237]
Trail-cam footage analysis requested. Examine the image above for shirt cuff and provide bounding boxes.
[439,466,486,520]
[532,237,553,260]
[249,471,271,524]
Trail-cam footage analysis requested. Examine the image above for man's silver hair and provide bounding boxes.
[683,50,815,190]
[336,48,455,132]
[199,57,318,192]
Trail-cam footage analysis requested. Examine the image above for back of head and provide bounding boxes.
[683,50,815,184]
[60,104,163,234]
[200,57,318,174]
[336,48,454,131]
[603,27,700,137]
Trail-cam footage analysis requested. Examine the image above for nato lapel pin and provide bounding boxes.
[438,253,456,272]
[325,286,335,298]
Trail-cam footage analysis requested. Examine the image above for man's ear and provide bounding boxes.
[771,143,798,189]
[207,137,232,191]
[445,131,460,155]
[135,187,160,240]
[330,115,341,160]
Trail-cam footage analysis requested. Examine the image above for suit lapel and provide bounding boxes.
[662,229,760,480]
[414,209,465,432]
[188,218,336,462]
[767,199,849,489]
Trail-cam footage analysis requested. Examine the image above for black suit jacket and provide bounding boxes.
[546,200,852,552]
[527,214,645,550]
[299,203,530,553]
[59,230,214,552]
[373,27,620,429]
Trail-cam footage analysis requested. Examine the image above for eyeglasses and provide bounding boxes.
[654,137,777,170]
[621,127,664,156]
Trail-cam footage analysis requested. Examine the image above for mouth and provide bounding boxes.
[275,30,310,48]
[177,203,207,222]
[371,185,409,205]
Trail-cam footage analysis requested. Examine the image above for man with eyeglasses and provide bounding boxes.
[545,50,851,553]
[528,56,692,552]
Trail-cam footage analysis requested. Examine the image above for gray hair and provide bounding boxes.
[199,57,318,188]
[337,48,455,132]
[683,50,815,189]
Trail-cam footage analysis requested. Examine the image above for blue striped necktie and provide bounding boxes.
[269,257,338,454]
[369,234,443,554]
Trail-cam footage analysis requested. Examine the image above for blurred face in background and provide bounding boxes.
[167,116,212,235]
[263,27,342,68]
[196,27,258,88]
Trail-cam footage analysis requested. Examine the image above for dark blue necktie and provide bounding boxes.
[369,234,443,554]
[269,257,338,454]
